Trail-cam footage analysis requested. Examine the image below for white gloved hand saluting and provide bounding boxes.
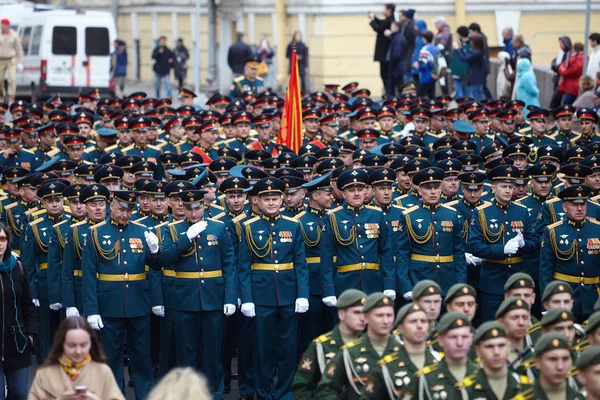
[224,304,236,316]
[295,298,309,313]
[383,290,396,300]
[49,303,62,311]
[144,231,159,254]
[186,220,208,240]
[87,314,104,330]
[66,307,80,318]
[241,302,256,318]
[152,306,165,317]
[504,239,519,255]
[322,296,337,307]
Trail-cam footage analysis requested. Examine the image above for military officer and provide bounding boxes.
[468,109,494,153]
[153,189,235,399]
[542,280,575,313]
[462,321,532,399]
[321,168,396,306]
[572,108,600,145]
[469,165,536,321]
[292,289,367,400]
[504,273,542,341]
[411,280,443,334]
[228,111,253,155]
[248,114,276,154]
[317,292,398,400]
[229,56,265,99]
[281,174,307,217]
[512,332,584,399]
[575,346,600,398]
[396,167,466,297]
[548,105,577,149]
[540,185,600,322]
[122,116,162,165]
[21,181,69,362]
[0,128,41,170]
[62,184,110,317]
[444,283,477,322]
[237,177,309,400]
[83,190,160,398]
[3,169,35,254]
[395,158,431,209]
[409,107,440,150]
[361,303,440,400]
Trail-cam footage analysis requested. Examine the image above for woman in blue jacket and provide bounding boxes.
[453,33,486,100]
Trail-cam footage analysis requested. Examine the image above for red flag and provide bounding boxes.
[190,146,213,164]
[276,48,303,153]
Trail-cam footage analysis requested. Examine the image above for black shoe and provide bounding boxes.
[224,383,231,394]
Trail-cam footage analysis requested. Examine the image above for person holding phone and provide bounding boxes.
[28,317,124,400]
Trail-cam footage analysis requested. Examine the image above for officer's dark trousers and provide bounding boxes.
[298,295,333,359]
[102,316,153,400]
[238,314,255,396]
[254,304,297,400]
[157,308,177,379]
[174,310,224,400]
[481,292,504,322]
[35,298,60,364]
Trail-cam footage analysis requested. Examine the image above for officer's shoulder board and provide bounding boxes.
[168,219,185,227]
[402,205,419,216]
[588,217,600,227]
[83,146,97,154]
[546,197,561,204]
[32,209,46,218]
[456,372,478,389]
[121,144,135,153]
[528,322,541,334]
[210,203,225,211]
[546,220,564,231]
[440,204,457,212]
[208,217,225,224]
[341,338,362,350]
[155,221,170,230]
[476,202,493,212]
[89,220,107,230]
[148,144,162,152]
[21,148,34,154]
[314,331,332,344]
[445,199,459,208]
[30,217,44,226]
[281,215,299,224]
[377,351,399,366]
[130,220,149,229]
[104,144,120,152]
[234,75,245,82]
[327,206,343,214]
[294,210,307,220]
[391,204,404,211]
[70,220,88,229]
[5,202,17,210]
[134,215,150,224]
[512,388,535,400]
[46,148,60,157]
[232,213,249,224]
[244,216,261,226]
[365,205,381,211]
[415,362,438,377]
[24,207,40,217]
[512,202,527,210]
[53,219,71,229]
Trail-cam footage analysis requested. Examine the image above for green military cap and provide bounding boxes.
[495,296,529,319]
[540,308,574,328]
[394,303,425,327]
[474,321,507,345]
[336,289,367,309]
[444,283,477,304]
[362,292,394,313]
[542,281,573,302]
[534,332,570,356]
[504,272,535,291]
[437,312,471,335]
[412,280,442,300]
[575,346,600,371]
[585,312,600,334]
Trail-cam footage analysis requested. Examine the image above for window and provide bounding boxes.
[85,27,109,56]
[21,27,31,55]
[30,26,43,56]
[52,26,77,55]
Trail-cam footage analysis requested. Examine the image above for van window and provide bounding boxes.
[21,27,31,55]
[85,27,109,56]
[30,26,43,56]
[52,26,77,55]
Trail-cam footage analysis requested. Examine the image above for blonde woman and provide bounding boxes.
[148,368,212,400]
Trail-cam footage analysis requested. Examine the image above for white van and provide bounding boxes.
[16,9,116,100]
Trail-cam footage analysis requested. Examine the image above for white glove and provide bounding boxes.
[17,63,23,72]
[516,230,525,248]
[224,304,236,316]
[241,302,256,318]
[66,307,80,318]
[295,298,309,313]
[144,231,159,254]
[152,305,165,317]
[87,314,104,330]
[383,290,397,300]
[403,291,413,300]
[322,296,337,307]
[49,303,62,311]
[471,255,483,265]
[504,239,519,255]
[401,122,415,138]
[186,220,208,240]
[32,299,40,307]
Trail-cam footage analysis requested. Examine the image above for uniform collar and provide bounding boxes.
[568,218,586,228]
[441,193,458,201]
[110,218,128,228]
[395,187,407,196]
[493,198,510,210]
[199,145,214,153]
[47,212,63,222]
[345,204,364,212]
[134,143,147,151]
[308,206,325,215]
[185,217,205,225]
[261,214,281,222]
[286,205,304,214]
[236,136,250,144]
[71,215,85,223]
[532,193,548,202]
[376,202,392,212]
[462,198,481,208]
[228,210,242,218]
[420,201,440,210]
[151,213,169,221]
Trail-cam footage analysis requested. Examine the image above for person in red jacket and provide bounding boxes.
[558,42,584,105]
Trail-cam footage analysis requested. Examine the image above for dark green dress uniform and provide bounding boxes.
[321,169,395,297]
[238,177,309,400]
[5,199,36,256]
[82,191,160,399]
[0,129,42,170]
[229,74,265,99]
[539,185,600,321]
[469,166,537,321]
[21,182,69,363]
[157,191,236,400]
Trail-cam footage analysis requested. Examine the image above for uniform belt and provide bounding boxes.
[96,272,146,281]
[410,254,454,263]
[252,263,294,272]
[483,256,523,265]
[175,270,223,279]
[145,265,149,272]
[73,270,82,277]
[553,272,600,285]
[337,263,380,273]
[163,269,176,277]
[38,263,48,270]
[306,257,320,263]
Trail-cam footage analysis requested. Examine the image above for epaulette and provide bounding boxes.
[519,375,532,385]
[89,220,107,230]
[440,204,457,212]
[515,194,530,204]
[21,148,34,154]
[53,219,70,229]
[154,141,167,149]
[327,206,343,214]
[527,322,541,334]
[521,358,536,370]
[168,219,185,227]
[445,200,459,207]
[588,218,600,227]
[155,221,170,230]
[476,202,493,211]
[134,215,149,224]
[415,363,438,377]
[232,213,248,224]
[546,220,564,230]
[391,204,404,211]
[255,76,264,82]
[234,76,245,82]
[397,193,410,200]
[341,338,362,350]
[104,144,120,152]
[84,147,97,153]
[456,372,478,389]
[148,144,161,151]
[30,217,44,226]
[314,331,332,344]
[70,220,88,229]
[210,203,225,211]
[512,387,534,400]
[365,205,381,211]
[5,202,17,210]
[512,202,527,209]
[281,215,299,224]
[377,352,399,366]
[294,210,307,220]
[208,217,224,224]
[131,221,149,228]
[24,207,38,216]
[402,205,419,215]
[46,148,60,157]
[244,216,260,226]
[546,197,561,204]
[121,144,135,152]
[32,209,46,217]
[567,366,579,378]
